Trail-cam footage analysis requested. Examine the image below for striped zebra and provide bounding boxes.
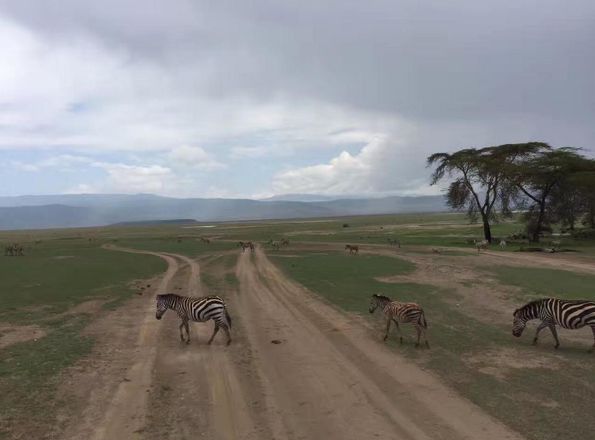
[369,294,430,348]
[155,293,232,345]
[512,298,595,351]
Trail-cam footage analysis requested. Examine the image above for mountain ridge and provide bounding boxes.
[0,193,447,230]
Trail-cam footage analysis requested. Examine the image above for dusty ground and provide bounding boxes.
[46,244,528,440]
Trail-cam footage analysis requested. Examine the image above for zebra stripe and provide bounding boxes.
[369,294,429,348]
[155,293,232,345]
[512,298,595,351]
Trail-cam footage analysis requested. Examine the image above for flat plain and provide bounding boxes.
[1,213,594,440]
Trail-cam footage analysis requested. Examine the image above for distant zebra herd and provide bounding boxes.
[238,241,255,252]
[4,243,24,256]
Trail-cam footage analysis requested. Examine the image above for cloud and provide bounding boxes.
[167,145,226,170]
[229,146,270,159]
[1,1,594,198]
[273,136,442,196]
[92,162,177,194]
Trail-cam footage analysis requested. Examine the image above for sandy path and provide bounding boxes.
[90,246,180,440]
[232,247,524,440]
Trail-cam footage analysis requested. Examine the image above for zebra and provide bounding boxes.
[499,240,507,248]
[269,241,281,251]
[239,241,254,252]
[281,238,290,246]
[368,294,429,348]
[155,293,232,345]
[475,239,489,253]
[512,298,595,351]
[345,244,359,255]
[387,238,401,248]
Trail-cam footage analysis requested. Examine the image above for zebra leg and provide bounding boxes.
[532,321,549,345]
[179,321,186,342]
[383,318,392,341]
[548,325,560,349]
[223,326,231,346]
[424,329,430,349]
[415,325,421,348]
[392,319,403,344]
[590,326,595,353]
[208,324,220,345]
[185,321,191,344]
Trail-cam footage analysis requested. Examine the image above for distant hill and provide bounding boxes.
[0,193,447,230]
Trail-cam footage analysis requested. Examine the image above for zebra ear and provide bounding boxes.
[513,308,519,315]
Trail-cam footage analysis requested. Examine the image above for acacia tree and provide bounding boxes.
[427,148,514,243]
[503,146,589,242]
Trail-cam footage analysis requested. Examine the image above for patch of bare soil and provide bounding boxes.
[0,324,46,349]
[463,347,562,380]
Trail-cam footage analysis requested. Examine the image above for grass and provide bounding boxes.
[0,315,92,438]
[490,266,595,301]
[0,242,166,323]
[272,251,417,312]
[272,251,595,440]
[0,239,167,438]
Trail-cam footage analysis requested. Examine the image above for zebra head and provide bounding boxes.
[369,294,390,314]
[512,308,527,337]
[155,294,169,320]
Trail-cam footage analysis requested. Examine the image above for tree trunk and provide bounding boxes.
[531,201,547,243]
[482,215,492,243]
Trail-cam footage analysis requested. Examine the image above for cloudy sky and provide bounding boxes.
[1,1,594,198]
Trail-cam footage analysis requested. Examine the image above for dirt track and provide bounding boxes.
[57,246,525,440]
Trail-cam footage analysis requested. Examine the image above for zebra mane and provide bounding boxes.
[515,298,548,315]
[373,294,391,302]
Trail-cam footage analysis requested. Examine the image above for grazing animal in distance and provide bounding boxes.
[431,247,442,254]
[155,293,232,345]
[369,294,429,348]
[475,239,489,253]
[345,244,359,255]
[239,241,255,252]
[499,240,507,248]
[200,237,211,244]
[387,238,401,248]
[512,298,595,351]
[281,238,290,246]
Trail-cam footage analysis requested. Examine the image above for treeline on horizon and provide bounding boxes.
[427,142,595,243]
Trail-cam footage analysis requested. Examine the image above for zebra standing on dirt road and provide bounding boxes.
[369,294,430,348]
[512,298,595,351]
[155,293,232,345]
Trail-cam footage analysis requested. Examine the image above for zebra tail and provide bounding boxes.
[419,311,428,329]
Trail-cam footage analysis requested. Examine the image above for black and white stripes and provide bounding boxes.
[156,293,232,345]
[512,298,595,351]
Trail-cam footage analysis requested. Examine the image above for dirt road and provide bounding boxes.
[57,246,524,440]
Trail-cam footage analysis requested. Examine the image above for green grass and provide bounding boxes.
[272,252,595,440]
[0,315,92,438]
[0,239,168,438]
[490,266,595,301]
[0,242,166,323]
[271,252,416,312]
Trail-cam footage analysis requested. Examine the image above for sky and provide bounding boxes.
[1,0,594,199]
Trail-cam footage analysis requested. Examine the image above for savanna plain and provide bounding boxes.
[1,212,594,440]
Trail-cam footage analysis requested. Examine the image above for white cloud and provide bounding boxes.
[229,146,269,159]
[167,145,226,170]
[273,136,440,196]
[92,162,177,193]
